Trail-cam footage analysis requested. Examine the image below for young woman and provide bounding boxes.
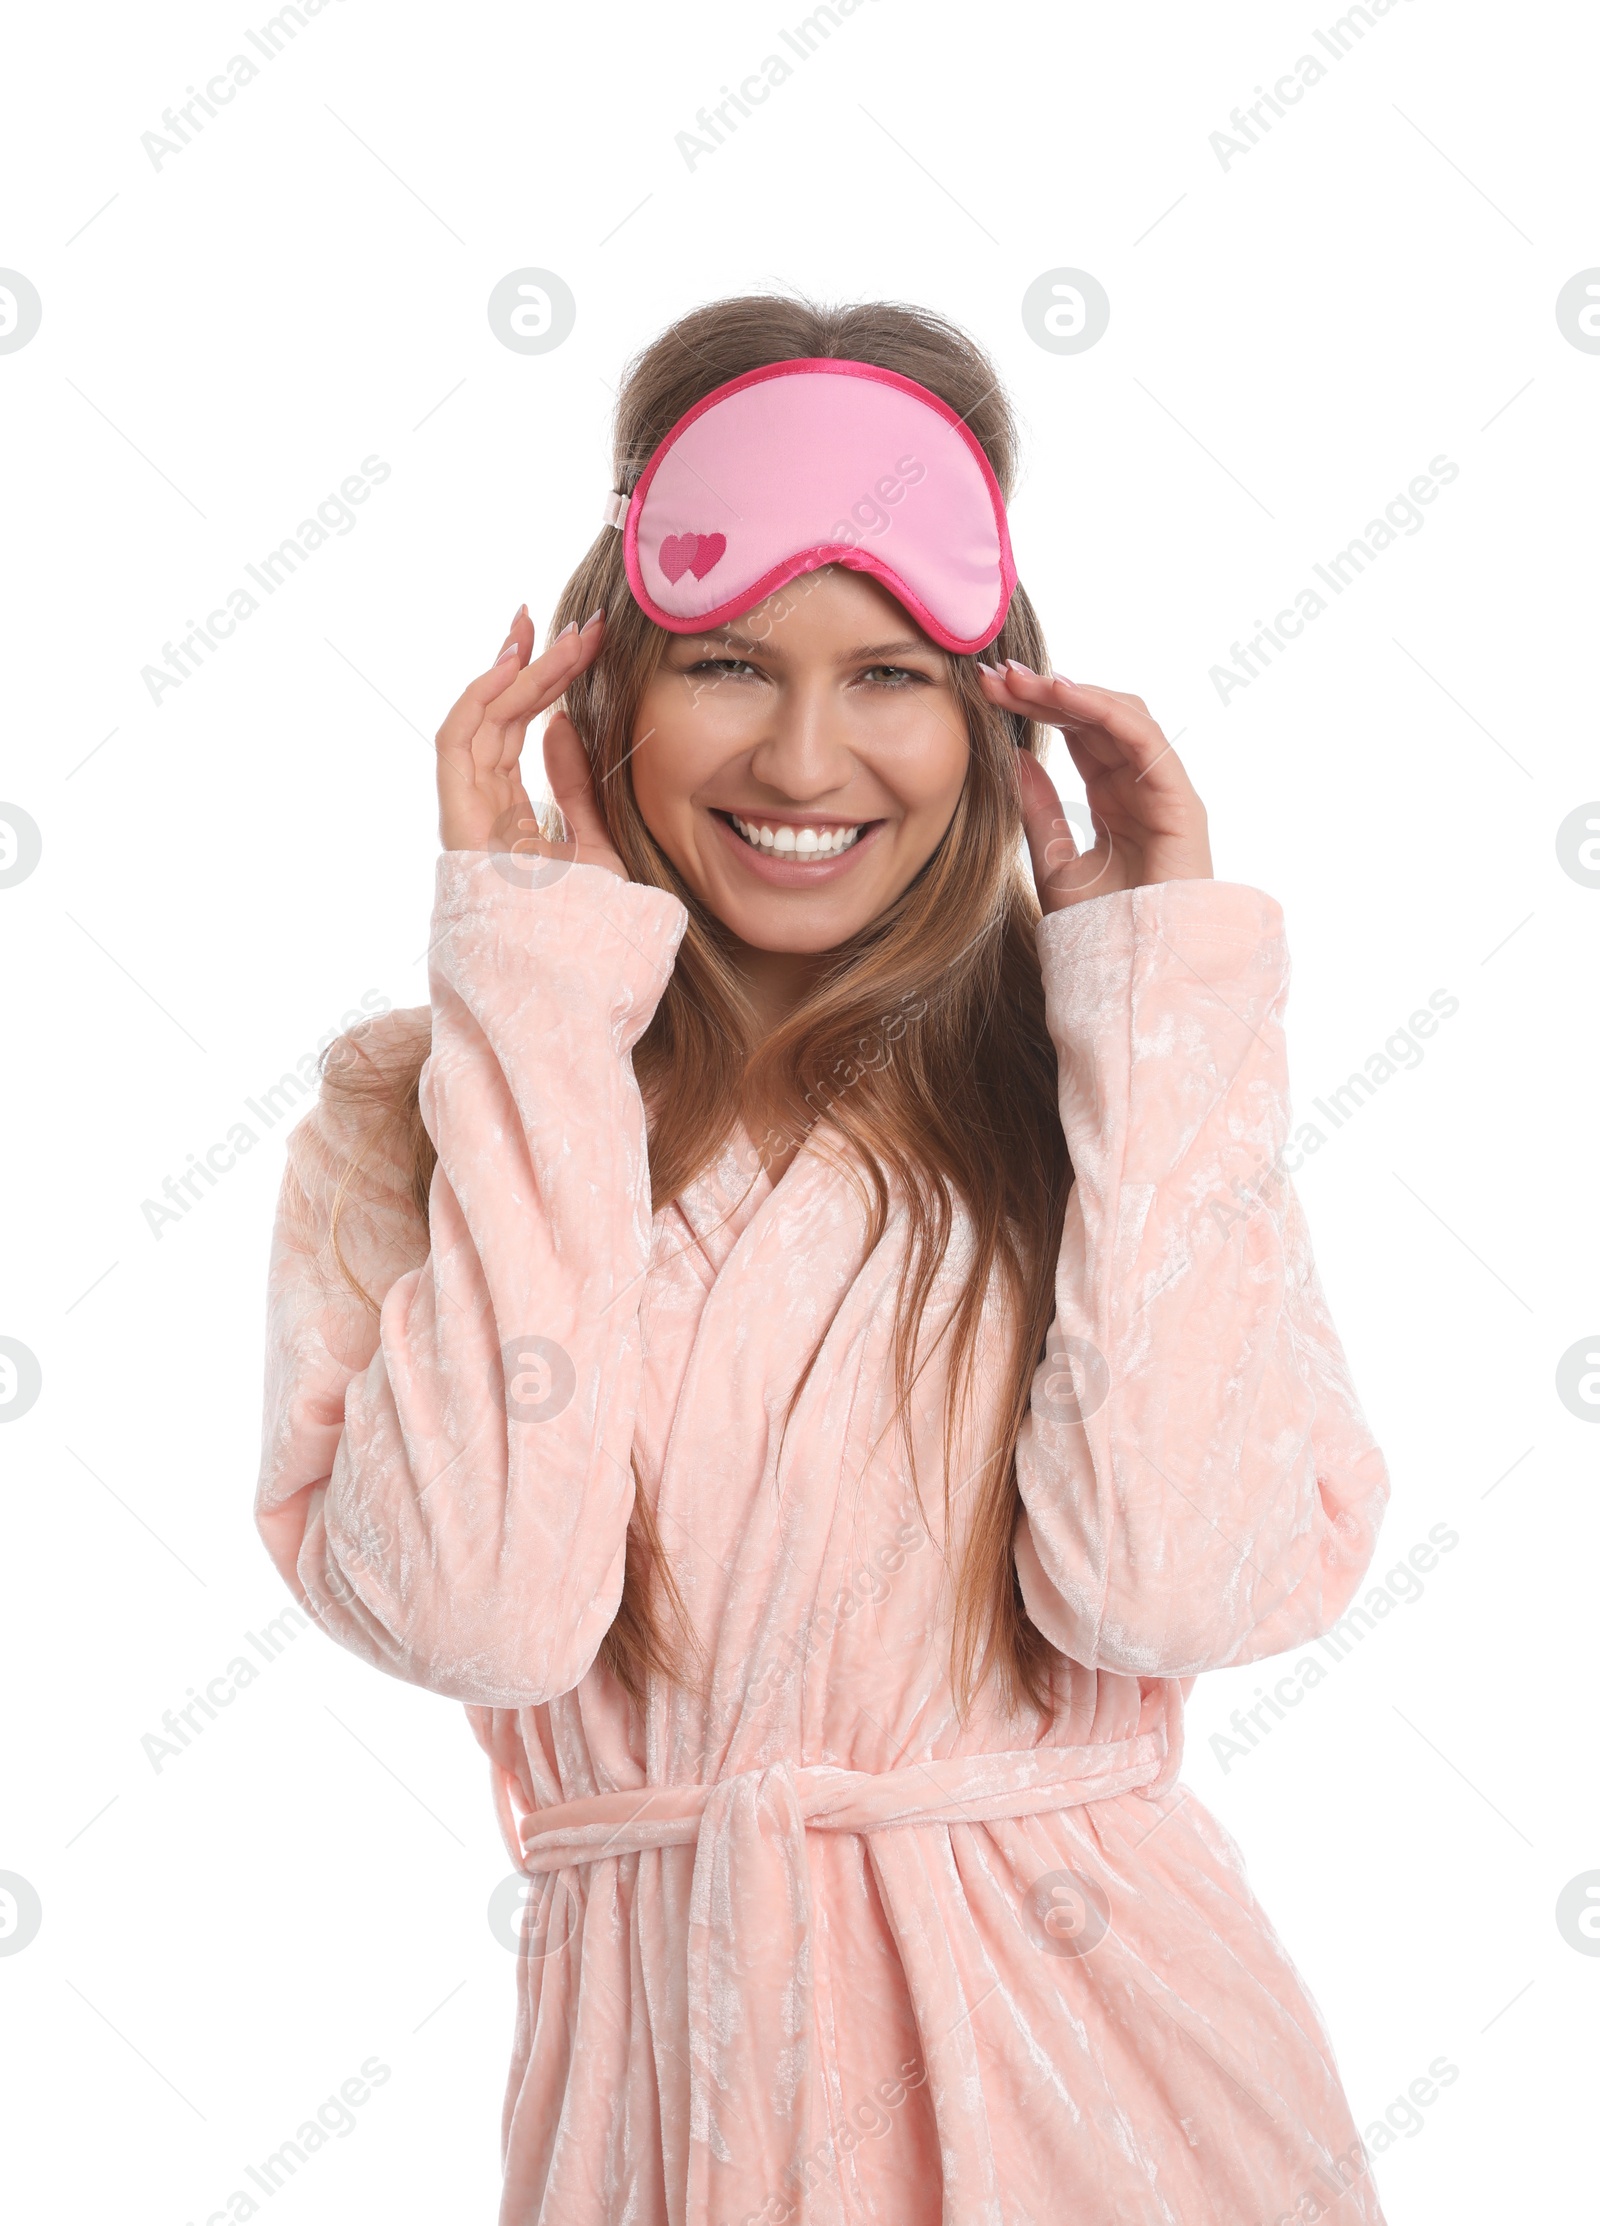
[256,296,1390,2226]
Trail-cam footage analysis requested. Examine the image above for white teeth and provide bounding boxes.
[728,814,864,859]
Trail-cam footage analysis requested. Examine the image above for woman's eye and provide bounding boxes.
[680,658,930,686]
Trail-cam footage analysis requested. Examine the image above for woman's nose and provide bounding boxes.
[746,680,856,798]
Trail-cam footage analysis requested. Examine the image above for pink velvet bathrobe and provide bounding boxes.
[255,852,1391,2226]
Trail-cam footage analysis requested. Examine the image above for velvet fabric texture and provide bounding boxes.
[255,855,1391,2226]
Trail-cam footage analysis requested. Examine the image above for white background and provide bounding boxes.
[2,1,1595,2219]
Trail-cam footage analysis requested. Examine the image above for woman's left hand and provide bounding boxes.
[978,661,1213,914]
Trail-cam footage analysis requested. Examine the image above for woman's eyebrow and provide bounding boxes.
[845,639,934,661]
[679,627,769,657]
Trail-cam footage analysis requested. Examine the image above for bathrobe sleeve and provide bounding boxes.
[254,853,689,1708]
[1012,878,1390,1679]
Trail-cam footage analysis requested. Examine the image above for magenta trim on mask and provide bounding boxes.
[618,357,1017,654]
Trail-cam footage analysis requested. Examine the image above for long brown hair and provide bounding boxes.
[324,295,1073,1720]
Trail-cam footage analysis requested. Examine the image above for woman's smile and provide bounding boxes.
[726,810,870,857]
[710,806,888,882]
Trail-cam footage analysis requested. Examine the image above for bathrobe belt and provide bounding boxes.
[510,1732,1170,1879]
[489,1733,1173,2215]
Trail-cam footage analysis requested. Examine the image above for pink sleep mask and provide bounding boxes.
[604,357,1017,655]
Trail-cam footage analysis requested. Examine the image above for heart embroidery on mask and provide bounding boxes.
[659,531,727,585]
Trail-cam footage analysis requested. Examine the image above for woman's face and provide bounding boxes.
[630,567,972,954]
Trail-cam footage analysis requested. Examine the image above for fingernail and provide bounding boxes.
[555,619,578,640]
[1005,657,1038,678]
[976,661,1003,678]
[582,606,605,630]
[1051,669,1075,684]
[493,641,518,667]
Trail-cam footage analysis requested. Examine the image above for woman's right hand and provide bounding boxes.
[435,605,629,881]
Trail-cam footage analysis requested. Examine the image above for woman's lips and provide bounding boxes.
[709,809,886,886]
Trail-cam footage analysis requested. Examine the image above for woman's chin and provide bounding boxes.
[714,893,879,955]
